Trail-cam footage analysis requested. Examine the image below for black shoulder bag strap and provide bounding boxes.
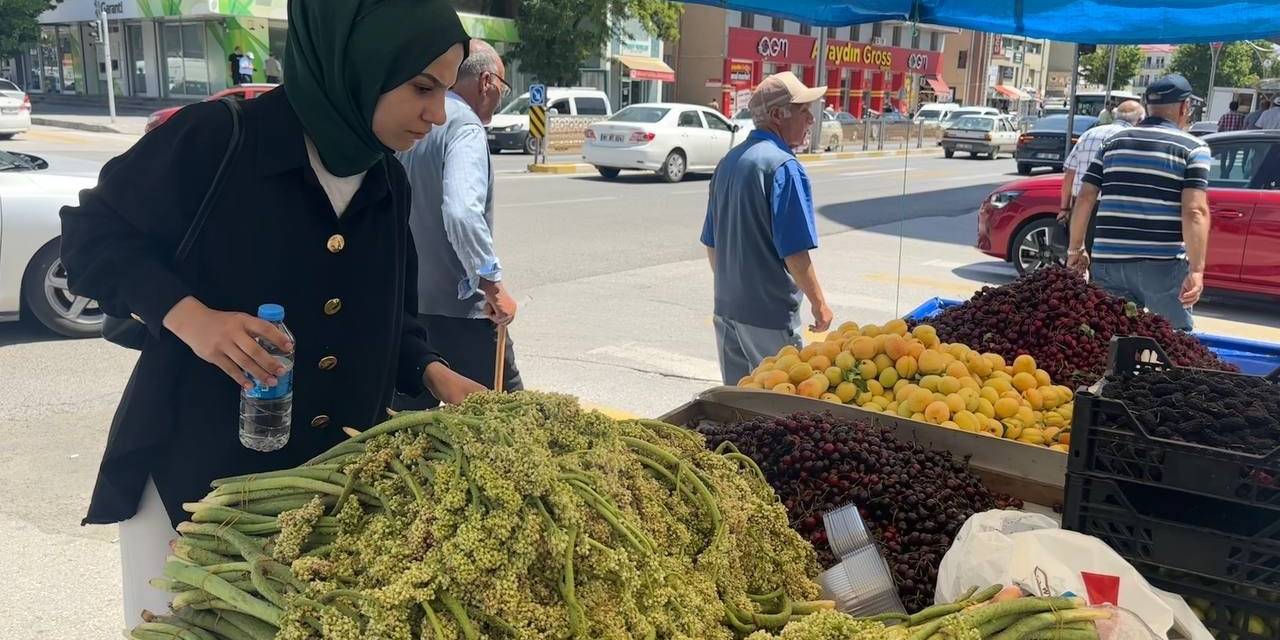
[101,96,246,350]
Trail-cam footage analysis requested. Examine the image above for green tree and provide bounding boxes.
[1079,45,1143,91]
[511,0,680,87]
[0,0,53,59]
[1169,42,1267,96]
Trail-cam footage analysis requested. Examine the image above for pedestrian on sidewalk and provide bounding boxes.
[265,53,283,84]
[1254,98,1280,129]
[238,51,256,84]
[228,46,244,86]
[1057,100,1145,251]
[59,0,481,625]
[701,71,834,385]
[1245,98,1270,129]
[1217,101,1246,132]
[1067,74,1211,331]
[395,40,521,409]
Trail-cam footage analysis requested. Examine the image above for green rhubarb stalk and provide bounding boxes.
[163,561,283,626]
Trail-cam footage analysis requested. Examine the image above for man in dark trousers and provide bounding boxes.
[228,46,244,86]
[395,40,520,408]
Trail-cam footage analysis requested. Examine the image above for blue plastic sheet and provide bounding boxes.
[901,297,1280,376]
[677,1,1280,44]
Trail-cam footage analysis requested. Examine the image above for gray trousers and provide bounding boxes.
[1091,259,1194,331]
[713,315,802,385]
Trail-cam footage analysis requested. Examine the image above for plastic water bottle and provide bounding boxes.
[239,303,295,452]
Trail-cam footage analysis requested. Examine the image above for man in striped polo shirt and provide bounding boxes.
[1066,74,1211,330]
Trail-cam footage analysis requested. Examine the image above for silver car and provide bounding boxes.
[0,79,32,139]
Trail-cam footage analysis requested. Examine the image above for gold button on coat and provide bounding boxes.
[311,415,330,429]
[327,234,345,253]
[324,298,342,315]
[318,355,338,371]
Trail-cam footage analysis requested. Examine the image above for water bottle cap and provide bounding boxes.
[257,303,285,321]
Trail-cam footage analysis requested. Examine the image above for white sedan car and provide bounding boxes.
[0,148,102,337]
[0,79,32,139]
[583,103,743,183]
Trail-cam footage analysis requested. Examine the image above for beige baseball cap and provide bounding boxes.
[748,71,827,120]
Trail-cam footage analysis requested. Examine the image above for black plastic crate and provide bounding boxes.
[1063,473,1280,592]
[1143,567,1280,640]
[1068,336,1280,509]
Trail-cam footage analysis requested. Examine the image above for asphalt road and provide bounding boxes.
[3,126,1278,639]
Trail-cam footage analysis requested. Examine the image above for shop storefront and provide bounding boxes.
[605,22,674,109]
[721,27,941,117]
[17,2,520,100]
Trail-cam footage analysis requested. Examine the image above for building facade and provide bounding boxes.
[573,17,673,111]
[1135,44,1175,90]
[671,5,954,117]
[1044,40,1078,101]
[939,29,992,106]
[15,0,519,100]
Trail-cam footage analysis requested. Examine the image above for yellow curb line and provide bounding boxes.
[578,400,639,420]
[527,163,592,174]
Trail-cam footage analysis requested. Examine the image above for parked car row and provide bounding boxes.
[978,130,1280,300]
[0,79,33,139]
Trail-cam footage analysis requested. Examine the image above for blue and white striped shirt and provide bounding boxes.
[1082,117,1210,262]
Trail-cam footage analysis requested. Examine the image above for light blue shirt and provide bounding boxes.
[398,92,501,318]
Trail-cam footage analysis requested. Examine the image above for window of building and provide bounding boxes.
[892,26,901,46]
[852,25,861,40]
[957,50,968,69]
[740,12,755,28]
[772,17,785,32]
[911,29,920,49]
[827,26,838,39]
[872,23,882,39]
[161,20,215,97]
[930,32,940,51]
[800,23,811,36]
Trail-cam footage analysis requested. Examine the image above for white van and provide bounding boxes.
[487,87,613,154]
[914,102,960,125]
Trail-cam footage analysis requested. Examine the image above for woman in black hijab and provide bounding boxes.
[59,0,480,623]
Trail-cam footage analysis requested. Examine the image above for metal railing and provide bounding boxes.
[839,119,947,152]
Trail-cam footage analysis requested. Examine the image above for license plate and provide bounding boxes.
[1035,152,1059,160]
[0,107,17,115]
[955,143,973,150]
[487,133,496,140]
[601,134,625,143]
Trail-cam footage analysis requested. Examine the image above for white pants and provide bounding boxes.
[119,477,176,626]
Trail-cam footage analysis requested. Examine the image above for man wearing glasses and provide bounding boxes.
[396,39,521,407]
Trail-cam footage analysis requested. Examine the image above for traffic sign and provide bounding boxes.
[1210,41,1223,51]
[529,83,546,107]
[529,105,547,139]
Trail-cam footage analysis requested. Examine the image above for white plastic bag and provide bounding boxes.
[935,509,1212,640]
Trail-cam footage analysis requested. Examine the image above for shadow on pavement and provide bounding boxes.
[816,181,1005,236]
[0,321,69,348]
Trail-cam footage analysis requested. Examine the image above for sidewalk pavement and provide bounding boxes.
[31,113,148,136]
[526,146,945,174]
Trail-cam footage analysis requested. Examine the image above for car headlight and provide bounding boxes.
[988,191,1023,209]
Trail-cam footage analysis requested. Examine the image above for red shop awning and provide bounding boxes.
[924,75,950,97]
[617,55,675,83]
[992,84,1028,100]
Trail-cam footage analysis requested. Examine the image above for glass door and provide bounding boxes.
[126,23,147,96]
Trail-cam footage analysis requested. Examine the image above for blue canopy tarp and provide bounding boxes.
[676,1,1280,44]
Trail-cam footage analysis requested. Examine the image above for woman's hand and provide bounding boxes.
[424,362,486,404]
[163,296,294,390]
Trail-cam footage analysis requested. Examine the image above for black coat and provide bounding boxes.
[61,87,441,527]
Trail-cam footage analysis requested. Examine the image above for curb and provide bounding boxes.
[527,162,594,174]
[525,148,944,174]
[32,116,139,135]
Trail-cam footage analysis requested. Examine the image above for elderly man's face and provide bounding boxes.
[772,102,816,148]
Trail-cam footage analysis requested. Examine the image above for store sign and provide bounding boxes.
[727,27,940,75]
[729,61,753,85]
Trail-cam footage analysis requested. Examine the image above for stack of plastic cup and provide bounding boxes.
[818,545,907,616]
[823,503,871,558]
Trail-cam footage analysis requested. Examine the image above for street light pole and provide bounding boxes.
[1206,42,1222,119]
[809,27,828,154]
[1064,43,1080,164]
[97,6,117,124]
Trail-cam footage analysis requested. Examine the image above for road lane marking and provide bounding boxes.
[838,168,917,177]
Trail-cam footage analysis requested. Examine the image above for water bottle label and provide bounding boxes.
[246,365,293,400]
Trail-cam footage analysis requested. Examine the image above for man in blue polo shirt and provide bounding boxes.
[701,71,834,384]
[1066,74,1211,330]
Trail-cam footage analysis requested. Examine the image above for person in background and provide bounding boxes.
[1254,97,1280,129]
[228,46,244,86]
[396,40,521,408]
[1057,100,1146,251]
[238,51,256,84]
[701,71,834,385]
[1067,74,1211,331]
[59,0,480,624]
[265,53,283,84]
[709,98,720,112]
[1244,98,1270,129]
[1217,101,1247,132]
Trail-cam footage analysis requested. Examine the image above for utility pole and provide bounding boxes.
[1064,43,1080,164]
[96,4,117,123]
[808,26,828,153]
[1207,42,1223,119]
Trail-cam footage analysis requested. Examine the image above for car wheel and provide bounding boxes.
[1011,218,1065,275]
[986,150,998,160]
[0,133,13,140]
[944,148,955,158]
[658,149,686,183]
[596,166,620,180]
[489,145,501,154]
[523,133,538,155]
[1017,163,1032,175]
[21,240,104,338]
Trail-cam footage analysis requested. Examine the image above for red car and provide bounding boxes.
[144,84,278,133]
[977,130,1280,298]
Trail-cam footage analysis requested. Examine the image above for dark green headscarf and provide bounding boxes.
[284,0,471,177]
